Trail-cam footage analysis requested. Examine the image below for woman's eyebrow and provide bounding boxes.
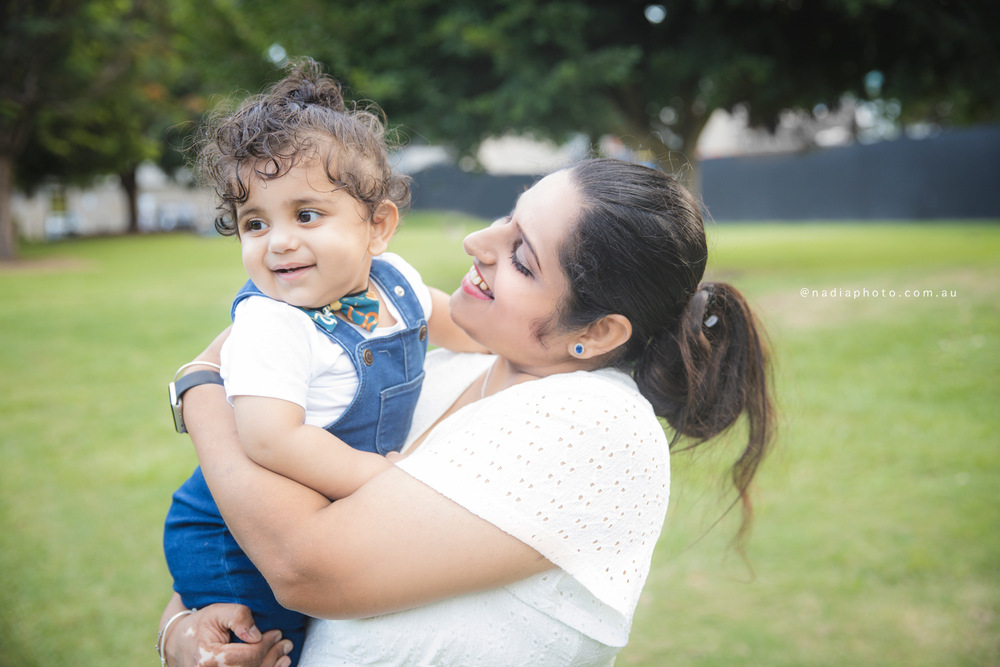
[515,221,540,272]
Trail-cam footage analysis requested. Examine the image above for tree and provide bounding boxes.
[1,0,90,259]
[4,0,997,259]
[252,0,1000,182]
[2,0,275,259]
[2,0,177,255]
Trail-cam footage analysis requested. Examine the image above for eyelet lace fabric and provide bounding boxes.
[300,351,670,666]
[400,351,670,644]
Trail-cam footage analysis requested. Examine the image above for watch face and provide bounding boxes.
[169,381,186,433]
[169,381,180,407]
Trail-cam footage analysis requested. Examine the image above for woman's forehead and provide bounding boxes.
[514,171,580,246]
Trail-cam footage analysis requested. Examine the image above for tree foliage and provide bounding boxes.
[3,0,998,259]
[1,0,275,257]
[257,0,1000,174]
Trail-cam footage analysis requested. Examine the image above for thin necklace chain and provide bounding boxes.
[481,360,497,400]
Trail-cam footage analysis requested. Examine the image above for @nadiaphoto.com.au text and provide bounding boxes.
[800,287,958,299]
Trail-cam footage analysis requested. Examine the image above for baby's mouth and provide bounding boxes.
[273,264,312,277]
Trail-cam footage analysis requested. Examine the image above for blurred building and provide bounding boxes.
[12,110,999,238]
[12,164,218,241]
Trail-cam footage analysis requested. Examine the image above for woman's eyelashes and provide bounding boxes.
[497,215,532,276]
[510,248,531,276]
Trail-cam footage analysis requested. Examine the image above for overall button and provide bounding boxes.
[419,325,428,342]
[363,349,375,365]
[394,285,405,297]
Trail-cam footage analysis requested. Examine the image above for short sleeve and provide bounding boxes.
[396,367,670,644]
[221,296,316,407]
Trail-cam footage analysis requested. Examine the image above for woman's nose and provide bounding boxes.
[462,220,502,263]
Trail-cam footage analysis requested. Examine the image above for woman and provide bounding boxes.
[159,158,774,667]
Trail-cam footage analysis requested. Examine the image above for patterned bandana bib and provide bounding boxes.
[299,288,380,333]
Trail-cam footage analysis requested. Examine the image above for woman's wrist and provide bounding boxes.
[156,599,196,667]
[175,360,222,377]
[170,361,225,434]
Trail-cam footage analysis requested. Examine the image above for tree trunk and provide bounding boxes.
[641,129,700,192]
[613,84,711,195]
[622,114,709,196]
[121,166,140,233]
[0,154,17,260]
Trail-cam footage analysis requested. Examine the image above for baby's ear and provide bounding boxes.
[368,201,399,255]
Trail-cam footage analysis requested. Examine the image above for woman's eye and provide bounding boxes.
[297,210,319,223]
[510,248,531,277]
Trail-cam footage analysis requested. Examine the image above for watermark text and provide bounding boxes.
[800,287,958,299]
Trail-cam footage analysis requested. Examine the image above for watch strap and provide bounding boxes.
[174,369,225,398]
[169,370,224,433]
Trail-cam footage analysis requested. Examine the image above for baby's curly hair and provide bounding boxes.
[195,57,411,236]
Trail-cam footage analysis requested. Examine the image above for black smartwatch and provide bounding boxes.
[168,370,225,433]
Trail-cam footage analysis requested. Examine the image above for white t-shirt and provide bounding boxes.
[220,253,432,427]
[299,350,671,666]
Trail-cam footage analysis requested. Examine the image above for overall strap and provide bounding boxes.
[368,257,425,328]
[230,280,264,321]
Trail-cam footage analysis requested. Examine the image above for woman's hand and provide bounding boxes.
[161,599,293,667]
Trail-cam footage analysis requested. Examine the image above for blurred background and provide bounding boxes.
[1,1,998,665]
[3,0,999,246]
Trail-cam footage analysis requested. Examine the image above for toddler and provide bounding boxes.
[163,58,482,666]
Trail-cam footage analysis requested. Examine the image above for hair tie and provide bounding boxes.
[700,284,717,328]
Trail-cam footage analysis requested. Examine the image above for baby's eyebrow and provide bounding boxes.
[237,205,262,220]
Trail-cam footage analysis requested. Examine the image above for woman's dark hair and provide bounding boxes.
[559,158,774,549]
[195,57,410,235]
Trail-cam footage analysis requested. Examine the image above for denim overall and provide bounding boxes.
[163,258,428,665]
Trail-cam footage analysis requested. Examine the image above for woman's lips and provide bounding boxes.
[460,265,493,300]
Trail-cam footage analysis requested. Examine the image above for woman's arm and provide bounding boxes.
[182,344,550,619]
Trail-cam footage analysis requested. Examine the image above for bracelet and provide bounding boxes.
[156,607,196,666]
[174,361,222,381]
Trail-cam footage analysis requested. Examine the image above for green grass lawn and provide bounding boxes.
[1,215,997,666]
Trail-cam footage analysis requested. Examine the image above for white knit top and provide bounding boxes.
[299,350,670,666]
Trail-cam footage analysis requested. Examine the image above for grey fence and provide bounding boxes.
[408,125,1000,222]
[699,124,1000,221]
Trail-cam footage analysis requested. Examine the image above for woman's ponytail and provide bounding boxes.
[637,281,774,547]
[562,159,774,549]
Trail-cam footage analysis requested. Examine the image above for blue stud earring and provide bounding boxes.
[574,343,585,356]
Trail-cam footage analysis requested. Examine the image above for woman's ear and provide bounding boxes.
[570,314,632,359]
[368,201,399,255]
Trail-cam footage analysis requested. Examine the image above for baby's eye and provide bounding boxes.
[297,210,319,223]
[244,219,266,233]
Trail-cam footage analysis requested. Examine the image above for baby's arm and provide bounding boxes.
[233,395,392,500]
[426,286,489,353]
